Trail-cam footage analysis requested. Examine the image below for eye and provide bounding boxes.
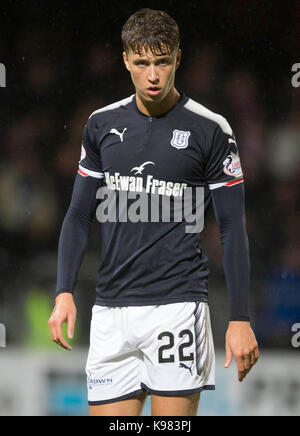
[158,60,169,66]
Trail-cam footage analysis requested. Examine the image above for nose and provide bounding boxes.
[148,65,159,84]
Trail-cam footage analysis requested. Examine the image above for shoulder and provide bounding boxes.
[88,95,135,122]
[83,95,135,144]
[182,96,233,136]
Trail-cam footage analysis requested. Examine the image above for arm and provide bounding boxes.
[211,182,259,381]
[56,173,101,297]
[48,173,102,350]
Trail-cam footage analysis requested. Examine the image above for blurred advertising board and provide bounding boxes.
[0,350,299,416]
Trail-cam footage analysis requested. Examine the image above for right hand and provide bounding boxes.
[48,293,77,351]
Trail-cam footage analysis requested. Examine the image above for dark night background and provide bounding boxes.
[0,0,299,351]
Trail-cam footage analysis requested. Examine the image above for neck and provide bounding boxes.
[136,87,181,117]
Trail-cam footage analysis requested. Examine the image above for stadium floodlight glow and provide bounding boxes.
[0,323,6,348]
[0,63,6,88]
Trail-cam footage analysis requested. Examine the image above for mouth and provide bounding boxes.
[146,87,161,96]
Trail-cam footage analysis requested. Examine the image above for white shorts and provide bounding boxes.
[86,301,215,405]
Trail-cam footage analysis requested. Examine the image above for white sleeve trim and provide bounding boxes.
[89,95,135,118]
[78,165,104,179]
[209,178,244,190]
[184,98,232,135]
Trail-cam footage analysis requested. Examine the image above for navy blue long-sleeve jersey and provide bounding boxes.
[56,92,250,321]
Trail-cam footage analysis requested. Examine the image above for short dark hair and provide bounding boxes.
[121,8,180,56]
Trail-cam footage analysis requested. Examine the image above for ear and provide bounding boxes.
[175,49,182,71]
[123,51,131,72]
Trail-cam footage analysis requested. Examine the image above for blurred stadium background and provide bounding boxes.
[0,0,299,416]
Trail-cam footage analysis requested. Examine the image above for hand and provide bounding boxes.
[48,293,77,351]
[224,321,259,382]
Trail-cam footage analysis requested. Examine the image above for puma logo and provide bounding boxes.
[179,362,193,376]
[110,128,127,142]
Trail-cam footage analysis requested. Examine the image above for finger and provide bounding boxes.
[53,320,72,351]
[242,354,252,380]
[250,350,257,366]
[243,353,251,372]
[48,319,58,343]
[67,313,76,340]
[56,327,72,351]
[57,337,72,351]
[239,370,246,381]
[224,345,232,368]
[235,355,246,382]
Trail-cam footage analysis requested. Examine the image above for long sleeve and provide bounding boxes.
[55,173,102,297]
[211,182,251,321]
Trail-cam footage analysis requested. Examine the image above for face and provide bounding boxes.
[123,47,181,104]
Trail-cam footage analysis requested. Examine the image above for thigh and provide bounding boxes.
[86,305,144,407]
[140,302,215,397]
[89,392,148,416]
[151,392,200,416]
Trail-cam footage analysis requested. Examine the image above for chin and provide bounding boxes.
[144,91,165,102]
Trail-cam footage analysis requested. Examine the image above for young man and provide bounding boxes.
[48,9,259,416]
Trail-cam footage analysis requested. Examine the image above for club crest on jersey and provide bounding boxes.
[171,130,191,149]
[223,151,243,178]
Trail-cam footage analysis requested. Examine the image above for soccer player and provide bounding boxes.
[48,9,259,416]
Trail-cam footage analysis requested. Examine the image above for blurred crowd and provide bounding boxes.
[0,1,299,348]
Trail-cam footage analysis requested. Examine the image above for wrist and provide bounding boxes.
[229,320,250,325]
[227,320,251,331]
[229,316,250,323]
[55,292,74,303]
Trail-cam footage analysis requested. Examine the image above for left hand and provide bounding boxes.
[224,321,259,382]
